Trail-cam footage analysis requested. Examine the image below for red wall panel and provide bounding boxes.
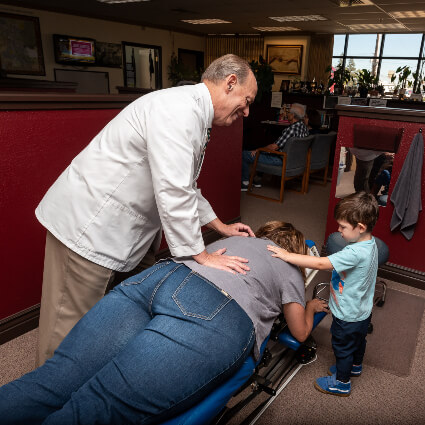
[325,116,425,272]
[0,109,242,321]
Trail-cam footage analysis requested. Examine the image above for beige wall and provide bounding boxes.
[263,35,311,92]
[0,5,205,92]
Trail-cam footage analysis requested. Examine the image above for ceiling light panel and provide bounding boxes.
[269,15,327,22]
[252,26,301,32]
[181,19,231,24]
[348,23,405,30]
[392,11,425,19]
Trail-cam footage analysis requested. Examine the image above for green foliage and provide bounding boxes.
[325,63,351,91]
[390,66,412,89]
[249,56,274,102]
[356,69,379,90]
[167,52,201,86]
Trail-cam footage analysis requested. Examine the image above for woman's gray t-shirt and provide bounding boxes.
[176,236,305,360]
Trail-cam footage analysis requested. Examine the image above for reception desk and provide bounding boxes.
[326,105,425,288]
[0,93,243,342]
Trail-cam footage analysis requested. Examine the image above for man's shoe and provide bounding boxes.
[314,374,351,397]
[241,182,249,192]
[253,176,262,188]
[328,364,362,377]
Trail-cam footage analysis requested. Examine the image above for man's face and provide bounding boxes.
[214,72,258,126]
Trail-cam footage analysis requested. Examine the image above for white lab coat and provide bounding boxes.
[36,83,217,271]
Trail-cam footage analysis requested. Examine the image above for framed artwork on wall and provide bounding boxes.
[95,41,122,68]
[266,45,303,75]
[0,12,45,75]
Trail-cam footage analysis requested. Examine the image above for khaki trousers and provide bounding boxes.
[36,231,156,367]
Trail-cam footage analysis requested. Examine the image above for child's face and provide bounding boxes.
[337,220,365,243]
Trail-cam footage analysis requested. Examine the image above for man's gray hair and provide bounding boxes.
[289,103,306,120]
[201,54,252,84]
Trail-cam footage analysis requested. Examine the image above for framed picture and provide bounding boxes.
[95,41,122,68]
[0,12,45,75]
[266,45,303,75]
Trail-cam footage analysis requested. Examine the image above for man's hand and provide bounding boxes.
[206,218,255,238]
[193,248,250,275]
[221,222,255,238]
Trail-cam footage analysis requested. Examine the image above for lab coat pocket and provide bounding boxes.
[77,197,148,265]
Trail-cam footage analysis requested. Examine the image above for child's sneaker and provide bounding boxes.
[328,364,362,377]
[314,373,351,397]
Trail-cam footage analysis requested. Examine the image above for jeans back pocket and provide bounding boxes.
[172,272,231,320]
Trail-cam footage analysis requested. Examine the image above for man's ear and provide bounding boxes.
[226,74,237,92]
[358,223,367,233]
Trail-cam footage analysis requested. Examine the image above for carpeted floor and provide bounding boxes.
[313,287,425,377]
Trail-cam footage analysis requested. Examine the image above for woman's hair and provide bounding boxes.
[255,221,308,281]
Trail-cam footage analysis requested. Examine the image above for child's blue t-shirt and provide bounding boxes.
[327,237,378,322]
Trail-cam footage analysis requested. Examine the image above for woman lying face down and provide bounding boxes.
[0,221,328,425]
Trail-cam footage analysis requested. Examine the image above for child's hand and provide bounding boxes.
[267,244,290,261]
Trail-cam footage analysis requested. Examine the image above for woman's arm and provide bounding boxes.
[283,300,329,342]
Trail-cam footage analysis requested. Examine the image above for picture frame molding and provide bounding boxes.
[266,44,303,75]
[0,12,45,76]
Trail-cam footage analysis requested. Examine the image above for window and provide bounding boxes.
[331,33,425,92]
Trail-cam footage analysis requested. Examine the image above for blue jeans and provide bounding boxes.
[331,314,371,382]
[241,150,282,182]
[0,261,254,425]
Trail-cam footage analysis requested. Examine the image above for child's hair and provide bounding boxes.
[255,221,308,280]
[334,191,379,232]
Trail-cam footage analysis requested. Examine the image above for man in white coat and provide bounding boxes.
[35,54,258,366]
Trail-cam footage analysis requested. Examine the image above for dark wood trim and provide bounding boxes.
[0,216,242,345]
[0,93,140,110]
[0,304,40,345]
[378,264,425,291]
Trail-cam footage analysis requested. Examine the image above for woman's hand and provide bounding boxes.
[267,244,290,261]
[306,298,330,314]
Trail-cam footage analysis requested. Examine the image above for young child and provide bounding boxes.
[268,191,379,397]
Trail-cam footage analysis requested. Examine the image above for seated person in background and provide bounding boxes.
[371,154,394,206]
[0,221,328,425]
[304,108,324,135]
[241,103,309,191]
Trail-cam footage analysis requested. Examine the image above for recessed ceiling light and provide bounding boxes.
[97,0,150,3]
[348,23,405,30]
[252,26,301,32]
[269,15,327,22]
[181,19,231,24]
[392,11,425,19]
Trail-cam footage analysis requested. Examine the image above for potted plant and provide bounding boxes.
[167,52,201,86]
[249,55,274,103]
[355,69,379,98]
[325,63,351,95]
[390,66,413,98]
